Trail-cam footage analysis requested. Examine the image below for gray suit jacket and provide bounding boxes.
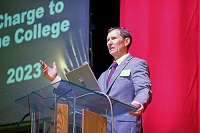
[98,54,152,133]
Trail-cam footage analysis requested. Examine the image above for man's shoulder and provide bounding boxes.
[129,55,147,63]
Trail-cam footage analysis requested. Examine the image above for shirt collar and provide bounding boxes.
[115,53,130,65]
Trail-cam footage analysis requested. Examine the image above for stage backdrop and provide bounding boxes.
[0,0,89,125]
[120,0,199,133]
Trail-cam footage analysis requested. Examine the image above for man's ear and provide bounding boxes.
[124,38,130,46]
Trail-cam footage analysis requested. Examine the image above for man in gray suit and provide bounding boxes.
[40,27,152,133]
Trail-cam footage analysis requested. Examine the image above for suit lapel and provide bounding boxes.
[105,55,133,94]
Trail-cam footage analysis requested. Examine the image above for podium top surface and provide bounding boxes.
[15,80,138,118]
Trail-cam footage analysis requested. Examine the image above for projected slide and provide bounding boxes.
[0,0,89,125]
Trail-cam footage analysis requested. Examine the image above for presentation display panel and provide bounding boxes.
[0,0,89,125]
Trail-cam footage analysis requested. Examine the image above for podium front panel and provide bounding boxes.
[15,80,138,132]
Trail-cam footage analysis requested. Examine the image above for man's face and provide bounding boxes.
[106,29,127,58]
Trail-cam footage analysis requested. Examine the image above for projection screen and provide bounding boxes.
[0,0,89,125]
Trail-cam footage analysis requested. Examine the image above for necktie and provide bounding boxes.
[106,62,118,88]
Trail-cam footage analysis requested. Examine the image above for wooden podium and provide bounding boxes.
[15,80,137,133]
[56,104,107,133]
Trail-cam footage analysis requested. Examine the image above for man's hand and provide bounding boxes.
[129,101,144,116]
[40,60,58,82]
